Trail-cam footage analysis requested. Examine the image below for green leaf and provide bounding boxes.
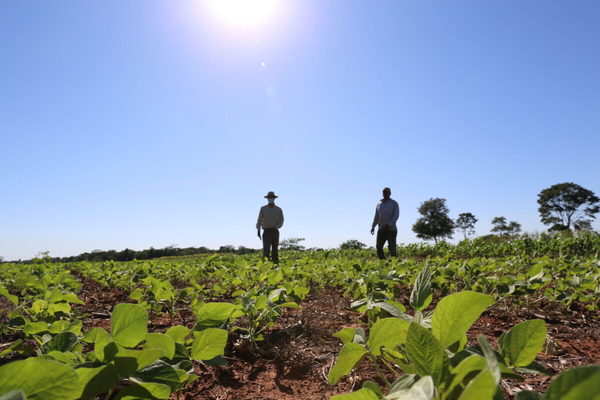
[165,326,191,344]
[431,291,494,348]
[0,286,18,306]
[457,370,498,400]
[113,382,171,400]
[544,365,600,400]
[61,292,85,305]
[387,375,435,400]
[405,323,447,385]
[144,333,176,360]
[499,319,546,367]
[83,327,109,343]
[0,391,26,400]
[368,318,410,356]
[353,328,367,345]
[330,388,379,400]
[48,320,69,334]
[41,332,78,353]
[30,300,47,314]
[334,328,357,345]
[268,287,286,302]
[22,321,49,335]
[410,265,433,311]
[389,374,418,392]
[515,360,549,375]
[111,303,148,348]
[371,302,412,321]
[362,381,383,397]
[0,358,79,400]
[191,328,228,360]
[195,302,237,327]
[446,355,487,396]
[276,301,301,309]
[113,347,166,378]
[132,360,181,390]
[291,285,310,299]
[43,351,77,364]
[75,364,118,399]
[448,334,469,353]
[91,329,111,362]
[267,269,284,285]
[47,302,70,315]
[202,355,228,367]
[327,343,368,385]
[477,336,501,384]
[173,343,190,360]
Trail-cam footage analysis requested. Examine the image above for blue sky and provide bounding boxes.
[1,1,599,260]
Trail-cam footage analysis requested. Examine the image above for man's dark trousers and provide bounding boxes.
[262,228,280,263]
[376,229,397,259]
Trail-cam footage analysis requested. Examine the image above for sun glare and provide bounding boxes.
[206,0,279,29]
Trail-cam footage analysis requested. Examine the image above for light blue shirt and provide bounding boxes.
[372,199,399,231]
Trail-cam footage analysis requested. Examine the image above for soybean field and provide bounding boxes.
[1,234,599,400]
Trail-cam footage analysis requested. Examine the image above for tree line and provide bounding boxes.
[412,182,599,243]
[4,245,257,264]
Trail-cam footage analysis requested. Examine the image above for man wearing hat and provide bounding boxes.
[371,187,399,259]
[256,191,284,263]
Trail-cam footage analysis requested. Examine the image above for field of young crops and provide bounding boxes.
[1,234,599,400]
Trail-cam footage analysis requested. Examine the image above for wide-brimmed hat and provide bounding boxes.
[264,191,278,198]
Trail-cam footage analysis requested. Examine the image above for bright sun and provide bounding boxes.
[206,0,279,29]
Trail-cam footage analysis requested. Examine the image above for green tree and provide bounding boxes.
[339,239,366,250]
[507,221,522,235]
[218,245,236,253]
[412,198,455,243]
[491,217,521,236]
[537,182,600,231]
[491,216,508,234]
[455,212,478,239]
[280,237,306,251]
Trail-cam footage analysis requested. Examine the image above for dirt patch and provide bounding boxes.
[68,275,599,399]
[179,287,384,400]
[469,301,600,397]
[180,290,599,399]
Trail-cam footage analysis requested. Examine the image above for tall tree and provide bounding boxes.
[491,217,508,234]
[412,198,455,243]
[491,217,521,236]
[507,221,522,235]
[455,212,478,239]
[537,182,600,231]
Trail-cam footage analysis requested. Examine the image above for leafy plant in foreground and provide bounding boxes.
[0,303,229,400]
[233,287,300,349]
[327,285,560,400]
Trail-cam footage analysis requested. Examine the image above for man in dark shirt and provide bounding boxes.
[256,191,284,263]
[371,187,400,259]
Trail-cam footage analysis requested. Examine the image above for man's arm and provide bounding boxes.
[256,208,263,230]
[389,200,399,226]
[371,205,379,234]
[256,208,263,238]
[277,207,284,229]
